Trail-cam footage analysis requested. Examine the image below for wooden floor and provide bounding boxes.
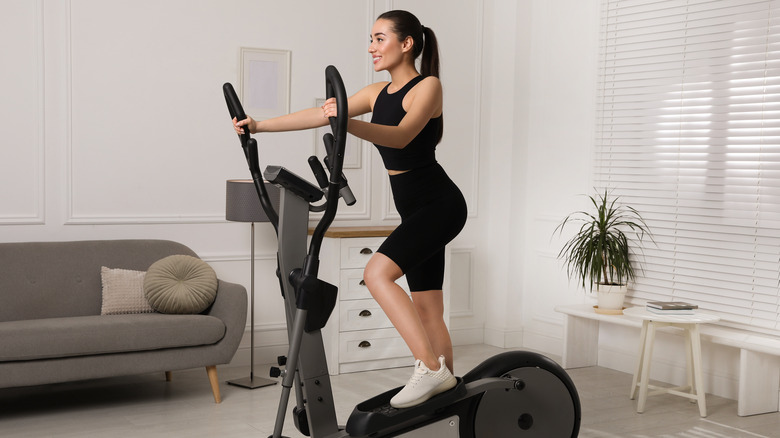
[1,344,778,437]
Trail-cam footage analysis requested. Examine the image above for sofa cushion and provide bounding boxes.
[0,314,226,362]
[144,255,218,314]
[100,267,155,315]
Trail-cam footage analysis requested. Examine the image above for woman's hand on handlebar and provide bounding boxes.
[321,97,338,118]
[233,116,257,135]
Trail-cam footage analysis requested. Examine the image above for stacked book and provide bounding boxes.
[646,301,698,315]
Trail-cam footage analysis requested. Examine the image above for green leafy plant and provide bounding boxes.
[554,190,652,291]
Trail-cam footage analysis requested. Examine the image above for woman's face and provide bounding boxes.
[368,19,410,72]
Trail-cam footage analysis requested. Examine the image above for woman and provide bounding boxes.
[234,10,467,409]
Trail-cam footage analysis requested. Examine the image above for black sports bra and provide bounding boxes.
[370,76,442,171]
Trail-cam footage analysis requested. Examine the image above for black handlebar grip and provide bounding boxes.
[324,66,348,182]
[223,83,250,147]
[247,138,279,226]
[308,156,329,189]
[323,133,335,169]
[246,138,261,179]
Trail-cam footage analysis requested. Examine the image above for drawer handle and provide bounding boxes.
[360,248,373,255]
[358,341,372,348]
[359,279,366,286]
[358,310,372,317]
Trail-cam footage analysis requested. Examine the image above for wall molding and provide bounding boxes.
[66,215,228,225]
[64,0,215,225]
[340,140,372,221]
[64,1,371,226]
[468,0,485,219]
[64,0,76,224]
[1,0,46,225]
[201,252,277,263]
[449,247,475,317]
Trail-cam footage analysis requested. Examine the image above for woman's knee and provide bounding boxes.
[363,253,403,292]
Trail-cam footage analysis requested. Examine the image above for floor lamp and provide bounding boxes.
[225,179,280,389]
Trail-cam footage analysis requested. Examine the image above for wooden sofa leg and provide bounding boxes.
[165,371,172,382]
[206,366,221,403]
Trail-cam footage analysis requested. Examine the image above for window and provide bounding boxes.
[595,0,780,333]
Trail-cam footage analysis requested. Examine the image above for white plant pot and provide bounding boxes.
[596,284,628,312]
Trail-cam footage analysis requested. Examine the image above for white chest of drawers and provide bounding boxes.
[316,227,449,375]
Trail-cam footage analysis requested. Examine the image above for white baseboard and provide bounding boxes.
[228,324,288,368]
[521,328,563,358]
[484,326,523,349]
[450,326,484,346]
[229,344,289,370]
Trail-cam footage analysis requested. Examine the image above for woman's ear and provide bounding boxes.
[401,35,414,53]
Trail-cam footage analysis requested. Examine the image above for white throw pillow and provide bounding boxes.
[100,266,155,315]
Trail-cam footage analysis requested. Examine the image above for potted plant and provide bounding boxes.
[554,190,652,314]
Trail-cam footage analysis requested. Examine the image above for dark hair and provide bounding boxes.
[377,10,440,78]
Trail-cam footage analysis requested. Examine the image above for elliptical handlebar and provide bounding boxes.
[306,66,349,270]
[324,65,347,182]
[223,82,280,230]
[223,65,353,250]
[223,82,251,149]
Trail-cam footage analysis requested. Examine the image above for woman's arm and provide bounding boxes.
[324,77,442,149]
[234,107,328,134]
[234,82,386,135]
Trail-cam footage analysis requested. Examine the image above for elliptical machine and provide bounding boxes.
[223,66,581,438]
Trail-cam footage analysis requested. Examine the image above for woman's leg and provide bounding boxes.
[411,290,453,373]
[363,253,440,371]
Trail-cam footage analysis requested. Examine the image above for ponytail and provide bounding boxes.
[420,26,440,78]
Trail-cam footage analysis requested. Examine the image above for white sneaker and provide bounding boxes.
[390,356,457,409]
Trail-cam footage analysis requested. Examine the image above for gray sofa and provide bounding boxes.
[0,239,247,403]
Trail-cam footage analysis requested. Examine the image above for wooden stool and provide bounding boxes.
[623,306,720,417]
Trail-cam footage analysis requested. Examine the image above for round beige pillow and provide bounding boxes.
[144,255,218,314]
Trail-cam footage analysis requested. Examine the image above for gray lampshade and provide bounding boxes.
[226,179,280,223]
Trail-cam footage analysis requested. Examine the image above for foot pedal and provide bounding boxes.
[345,378,466,436]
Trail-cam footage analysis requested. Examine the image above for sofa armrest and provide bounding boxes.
[204,280,247,364]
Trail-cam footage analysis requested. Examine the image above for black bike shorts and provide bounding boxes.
[377,163,468,292]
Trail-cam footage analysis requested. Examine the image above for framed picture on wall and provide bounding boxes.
[239,48,291,119]
[314,98,362,169]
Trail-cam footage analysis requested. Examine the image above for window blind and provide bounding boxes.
[595,0,780,333]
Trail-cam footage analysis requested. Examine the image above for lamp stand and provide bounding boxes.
[227,222,277,389]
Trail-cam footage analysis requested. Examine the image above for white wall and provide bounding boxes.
[515,0,601,350]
